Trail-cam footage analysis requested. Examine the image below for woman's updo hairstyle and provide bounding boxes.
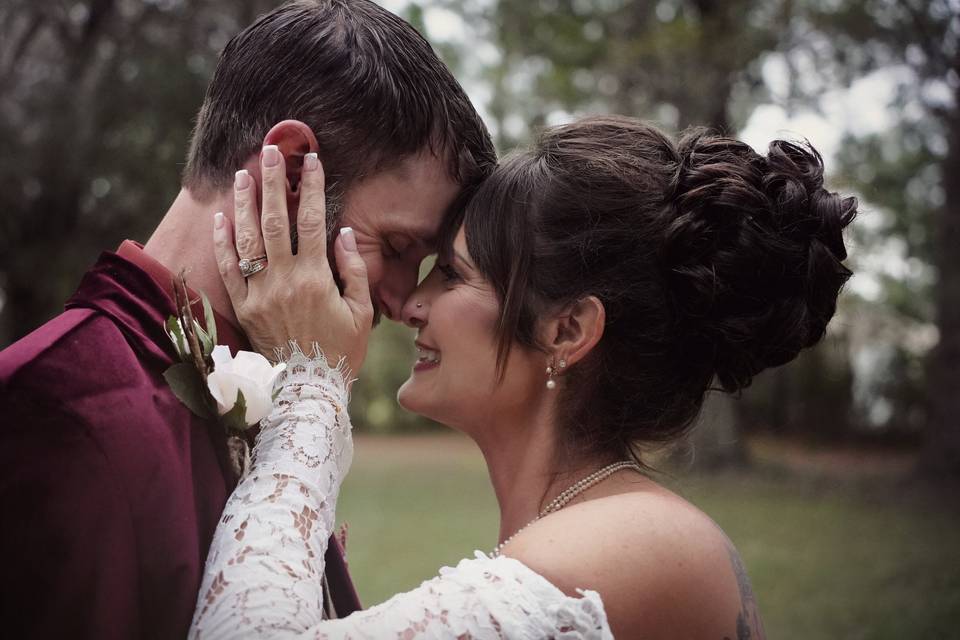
[458,115,856,462]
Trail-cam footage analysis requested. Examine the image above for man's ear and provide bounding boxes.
[262,120,320,199]
[540,296,606,368]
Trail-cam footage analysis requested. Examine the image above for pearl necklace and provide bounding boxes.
[491,460,643,558]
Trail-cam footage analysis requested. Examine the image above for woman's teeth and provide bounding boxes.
[416,347,441,364]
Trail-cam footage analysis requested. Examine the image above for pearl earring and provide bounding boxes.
[546,358,566,390]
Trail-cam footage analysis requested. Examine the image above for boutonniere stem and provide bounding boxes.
[163,271,284,478]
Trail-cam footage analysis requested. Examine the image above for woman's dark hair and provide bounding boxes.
[458,115,857,463]
[183,0,495,202]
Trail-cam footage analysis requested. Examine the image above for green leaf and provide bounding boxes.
[201,292,218,347]
[220,388,252,432]
[163,362,214,418]
[196,323,214,358]
[165,315,189,361]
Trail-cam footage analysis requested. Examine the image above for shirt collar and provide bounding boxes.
[116,240,249,354]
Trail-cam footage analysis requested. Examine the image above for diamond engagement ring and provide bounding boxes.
[238,255,268,278]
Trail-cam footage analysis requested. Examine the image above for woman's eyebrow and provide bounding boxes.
[453,249,475,270]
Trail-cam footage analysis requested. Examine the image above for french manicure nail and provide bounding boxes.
[262,145,280,167]
[340,227,357,252]
[234,169,250,190]
[214,212,224,229]
[303,153,319,172]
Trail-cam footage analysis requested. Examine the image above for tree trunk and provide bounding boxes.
[687,390,748,470]
[923,79,960,479]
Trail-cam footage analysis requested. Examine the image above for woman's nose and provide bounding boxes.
[401,284,429,328]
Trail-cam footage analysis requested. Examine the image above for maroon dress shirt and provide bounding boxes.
[0,246,360,639]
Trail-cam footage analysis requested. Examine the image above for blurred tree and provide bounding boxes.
[0,0,278,346]
[743,329,856,440]
[831,125,938,439]
[471,0,788,146]
[787,0,959,475]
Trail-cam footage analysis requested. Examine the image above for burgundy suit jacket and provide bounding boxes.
[0,250,360,639]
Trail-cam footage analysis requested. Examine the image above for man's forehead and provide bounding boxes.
[391,213,441,248]
[385,152,460,240]
[399,144,461,180]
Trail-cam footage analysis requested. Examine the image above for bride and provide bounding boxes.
[190,115,855,639]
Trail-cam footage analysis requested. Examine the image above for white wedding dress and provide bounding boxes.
[188,351,613,639]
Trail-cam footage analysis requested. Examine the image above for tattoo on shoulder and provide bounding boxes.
[722,543,766,640]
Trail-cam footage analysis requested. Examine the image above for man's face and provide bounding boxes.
[338,150,461,323]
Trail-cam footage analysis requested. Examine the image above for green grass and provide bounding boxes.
[336,435,499,601]
[337,434,960,639]
[674,472,960,639]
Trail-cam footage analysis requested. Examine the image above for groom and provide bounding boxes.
[0,0,495,637]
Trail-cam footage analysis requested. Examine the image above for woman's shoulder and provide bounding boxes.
[503,484,764,639]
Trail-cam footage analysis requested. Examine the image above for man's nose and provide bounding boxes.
[376,263,420,322]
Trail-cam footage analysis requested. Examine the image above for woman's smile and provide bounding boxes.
[414,340,441,371]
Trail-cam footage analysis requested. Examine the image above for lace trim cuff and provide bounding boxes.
[271,340,354,390]
[251,340,353,486]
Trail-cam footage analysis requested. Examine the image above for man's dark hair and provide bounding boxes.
[183,0,495,201]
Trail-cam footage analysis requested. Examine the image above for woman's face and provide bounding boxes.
[397,227,544,433]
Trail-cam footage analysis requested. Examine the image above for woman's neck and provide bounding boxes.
[472,404,607,546]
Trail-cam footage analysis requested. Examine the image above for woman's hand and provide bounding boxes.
[213,145,373,376]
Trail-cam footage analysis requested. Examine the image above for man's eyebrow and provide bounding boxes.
[421,231,439,249]
[395,228,435,251]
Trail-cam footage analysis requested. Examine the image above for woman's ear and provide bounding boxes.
[540,296,605,367]
[262,120,320,200]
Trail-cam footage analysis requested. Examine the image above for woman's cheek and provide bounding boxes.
[450,293,502,381]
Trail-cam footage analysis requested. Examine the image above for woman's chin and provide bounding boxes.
[398,379,476,438]
[398,376,454,427]
[397,378,428,416]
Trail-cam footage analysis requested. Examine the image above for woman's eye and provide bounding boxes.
[437,263,460,283]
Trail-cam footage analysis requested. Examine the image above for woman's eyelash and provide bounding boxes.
[438,263,460,282]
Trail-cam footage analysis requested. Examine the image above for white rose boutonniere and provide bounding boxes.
[162,272,284,477]
[207,345,285,426]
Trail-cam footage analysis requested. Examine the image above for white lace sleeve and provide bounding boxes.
[189,350,613,640]
[189,349,353,638]
[305,552,613,640]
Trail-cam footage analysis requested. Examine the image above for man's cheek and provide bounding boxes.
[357,250,385,287]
